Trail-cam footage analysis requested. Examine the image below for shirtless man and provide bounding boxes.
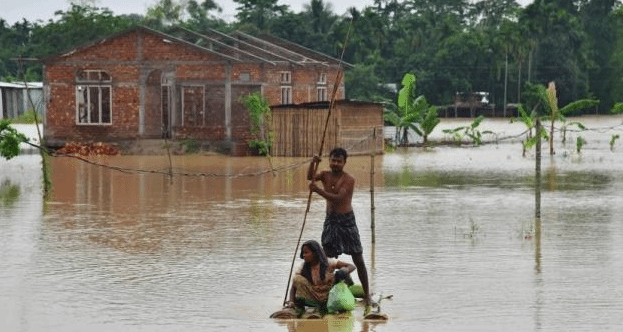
[307,147,372,306]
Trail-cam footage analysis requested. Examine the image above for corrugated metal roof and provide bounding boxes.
[0,82,43,88]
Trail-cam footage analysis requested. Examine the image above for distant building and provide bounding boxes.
[0,82,44,120]
[270,100,384,157]
[41,25,348,155]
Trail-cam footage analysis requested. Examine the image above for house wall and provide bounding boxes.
[262,66,344,105]
[43,27,345,156]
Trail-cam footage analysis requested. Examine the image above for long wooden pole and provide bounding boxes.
[370,129,376,245]
[14,57,51,198]
[282,20,353,306]
[535,117,541,219]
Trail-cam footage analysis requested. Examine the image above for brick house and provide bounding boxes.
[41,26,346,155]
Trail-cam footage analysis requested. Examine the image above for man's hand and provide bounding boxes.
[309,181,319,192]
[312,155,321,164]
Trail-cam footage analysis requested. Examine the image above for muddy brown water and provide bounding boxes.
[2,117,623,331]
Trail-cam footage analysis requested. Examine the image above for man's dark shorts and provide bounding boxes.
[321,211,363,258]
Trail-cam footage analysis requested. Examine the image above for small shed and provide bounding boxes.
[270,100,384,157]
[0,82,44,120]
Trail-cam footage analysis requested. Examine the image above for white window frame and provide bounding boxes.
[280,71,291,84]
[281,86,292,105]
[317,87,327,102]
[75,70,112,125]
[318,72,327,84]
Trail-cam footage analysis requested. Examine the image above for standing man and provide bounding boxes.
[307,147,373,307]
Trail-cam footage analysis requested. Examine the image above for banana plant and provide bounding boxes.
[442,115,493,146]
[513,104,537,157]
[540,82,598,155]
[416,105,440,145]
[385,73,439,146]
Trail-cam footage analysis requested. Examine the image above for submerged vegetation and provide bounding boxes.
[0,180,20,207]
[442,116,493,146]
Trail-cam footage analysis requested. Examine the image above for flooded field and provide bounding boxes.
[2,116,623,331]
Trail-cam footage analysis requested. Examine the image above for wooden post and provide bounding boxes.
[370,129,376,245]
[534,118,542,273]
[535,117,541,219]
[13,57,51,198]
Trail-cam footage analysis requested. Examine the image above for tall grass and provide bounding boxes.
[9,110,42,124]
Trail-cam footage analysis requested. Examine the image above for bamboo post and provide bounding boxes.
[283,19,352,305]
[370,128,376,245]
[13,57,51,198]
[535,117,541,219]
[534,118,542,273]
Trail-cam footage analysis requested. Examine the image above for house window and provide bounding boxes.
[281,86,292,104]
[318,72,327,84]
[76,70,112,125]
[280,71,291,84]
[317,87,327,102]
[240,72,250,81]
[280,71,292,104]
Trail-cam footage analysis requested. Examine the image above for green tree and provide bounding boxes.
[0,120,28,160]
[521,1,593,106]
[583,0,623,111]
[183,0,226,31]
[145,0,184,27]
[233,0,289,31]
[29,4,137,60]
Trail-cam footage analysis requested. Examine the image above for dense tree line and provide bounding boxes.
[1,0,622,114]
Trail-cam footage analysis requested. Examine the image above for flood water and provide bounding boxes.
[2,116,623,331]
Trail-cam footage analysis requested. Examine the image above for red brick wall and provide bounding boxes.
[141,33,220,62]
[45,63,141,141]
[63,32,138,61]
[44,27,346,154]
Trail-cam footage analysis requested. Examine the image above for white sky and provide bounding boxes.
[1,0,534,26]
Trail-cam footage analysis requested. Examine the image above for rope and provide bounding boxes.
[7,130,377,179]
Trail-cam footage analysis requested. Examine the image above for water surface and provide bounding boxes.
[2,117,623,331]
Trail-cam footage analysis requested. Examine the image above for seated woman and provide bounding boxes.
[284,239,355,313]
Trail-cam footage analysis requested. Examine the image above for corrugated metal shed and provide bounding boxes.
[0,82,45,120]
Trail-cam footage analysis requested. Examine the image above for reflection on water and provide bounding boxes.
[2,117,623,331]
[0,179,20,207]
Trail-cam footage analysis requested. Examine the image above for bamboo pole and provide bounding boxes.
[13,57,51,198]
[282,19,353,306]
[370,128,376,245]
[534,117,542,273]
[535,117,541,219]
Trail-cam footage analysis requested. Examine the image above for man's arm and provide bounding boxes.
[307,156,322,181]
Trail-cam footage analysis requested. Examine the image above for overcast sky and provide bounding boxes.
[1,0,534,26]
[1,0,368,25]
